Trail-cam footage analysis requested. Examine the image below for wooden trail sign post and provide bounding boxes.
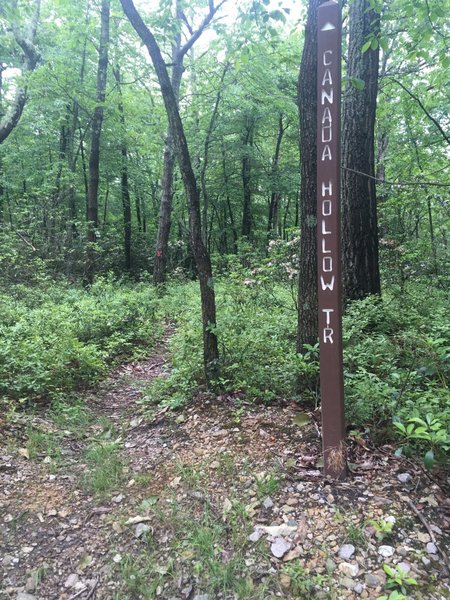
[317,0,346,479]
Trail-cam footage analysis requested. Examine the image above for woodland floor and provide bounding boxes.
[1,327,449,600]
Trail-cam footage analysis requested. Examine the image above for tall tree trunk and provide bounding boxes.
[342,0,381,301]
[297,0,324,353]
[120,0,220,382]
[241,114,255,238]
[221,138,238,253]
[200,62,229,246]
[268,113,286,234]
[153,22,182,285]
[114,67,132,271]
[85,0,110,284]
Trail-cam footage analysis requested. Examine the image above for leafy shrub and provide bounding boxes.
[343,285,449,449]
[0,277,161,406]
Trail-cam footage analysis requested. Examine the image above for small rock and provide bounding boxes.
[338,562,359,577]
[112,554,122,563]
[193,595,209,600]
[398,561,411,573]
[17,594,36,600]
[263,497,274,509]
[327,494,335,503]
[418,532,430,543]
[354,583,364,594]
[135,523,151,538]
[286,497,298,506]
[339,576,356,590]
[365,573,384,588]
[25,571,39,593]
[283,545,302,562]
[270,537,292,558]
[209,461,220,469]
[378,545,394,558]
[248,528,264,542]
[64,574,80,589]
[280,573,291,588]
[422,557,431,567]
[112,494,124,504]
[338,544,355,559]
[397,473,412,483]
[3,554,16,567]
[426,542,437,554]
[326,558,336,573]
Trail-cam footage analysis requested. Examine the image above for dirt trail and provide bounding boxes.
[1,327,449,599]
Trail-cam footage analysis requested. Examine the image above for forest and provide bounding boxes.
[0,0,449,598]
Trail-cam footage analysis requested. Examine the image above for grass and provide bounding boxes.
[83,442,125,496]
[255,471,281,499]
[26,426,61,461]
[48,398,93,436]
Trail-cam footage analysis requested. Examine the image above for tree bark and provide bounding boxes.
[120,0,219,381]
[153,9,183,286]
[85,0,110,284]
[297,0,324,353]
[241,114,255,238]
[114,67,132,271]
[268,113,286,234]
[200,62,229,247]
[342,0,381,301]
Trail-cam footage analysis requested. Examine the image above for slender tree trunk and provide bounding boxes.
[342,0,381,301]
[221,138,238,253]
[66,0,90,244]
[241,114,255,238]
[153,31,182,285]
[200,62,229,245]
[114,67,132,271]
[86,0,110,284]
[120,0,220,381]
[297,0,324,353]
[268,113,286,234]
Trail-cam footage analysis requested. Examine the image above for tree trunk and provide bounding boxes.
[85,0,110,284]
[152,0,224,285]
[221,138,238,253]
[268,114,286,234]
[200,62,229,246]
[342,0,381,301]
[241,114,255,238]
[153,24,182,285]
[114,67,132,271]
[120,0,219,382]
[297,0,324,353]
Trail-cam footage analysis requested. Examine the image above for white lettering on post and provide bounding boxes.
[321,145,332,161]
[323,50,332,65]
[322,181,332,197]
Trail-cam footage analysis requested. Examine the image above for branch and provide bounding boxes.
[342,166,450,188]
[0,0,40,144]
[389,77,450,145]
[178,0,227,60]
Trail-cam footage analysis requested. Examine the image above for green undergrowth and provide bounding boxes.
[0,276,161,409]
[146,274,449,463]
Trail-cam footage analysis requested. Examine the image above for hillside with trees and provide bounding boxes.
[0,0,449,598]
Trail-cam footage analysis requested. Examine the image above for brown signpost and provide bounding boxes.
[316,0,346,479]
